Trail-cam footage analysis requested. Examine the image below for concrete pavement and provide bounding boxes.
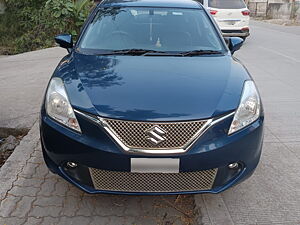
[0,48,66,129]
[196,21,300,225]
[0,122,199,225]
[0,49,200,224]
[0,20,300,225]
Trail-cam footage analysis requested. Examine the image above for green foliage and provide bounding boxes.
[0,0,93,54]
[45,0,92,36]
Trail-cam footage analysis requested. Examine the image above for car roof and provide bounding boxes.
[99,0,203,9]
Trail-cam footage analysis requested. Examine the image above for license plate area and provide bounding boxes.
[219,19,240,26]
[226,21,236,25]
[131,158,179,173]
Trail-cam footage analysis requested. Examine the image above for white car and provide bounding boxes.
[201,0,250,39]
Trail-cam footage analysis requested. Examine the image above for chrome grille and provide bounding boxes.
[89,168,217,193]
[102,119,208,150]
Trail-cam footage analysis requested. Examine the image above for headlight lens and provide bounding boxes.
[45,77,81,132]
[228,80,261,135]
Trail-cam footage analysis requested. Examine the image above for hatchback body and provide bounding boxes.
[40,0,264,195]
[202,0,250,38]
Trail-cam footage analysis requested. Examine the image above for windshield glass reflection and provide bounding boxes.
[79,7,224,53]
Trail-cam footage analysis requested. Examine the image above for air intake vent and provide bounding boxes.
[89,168,218,193]
[102,118,209,150]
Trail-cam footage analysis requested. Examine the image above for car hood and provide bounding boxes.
[61,53,249,121]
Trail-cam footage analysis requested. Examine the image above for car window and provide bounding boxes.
[208,0,246,9]
[78,7,225,53]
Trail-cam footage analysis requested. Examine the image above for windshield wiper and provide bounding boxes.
[100,49,167,56]
[98,49,222,56]
[179,50,223,56]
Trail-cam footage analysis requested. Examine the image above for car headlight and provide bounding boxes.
[228,80,261,135]
[45,77,81,133]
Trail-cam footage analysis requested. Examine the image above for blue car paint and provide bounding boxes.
[58,53,249,121]
[40,0,264,194]
[40,110,264,194]
[57,165,250,195]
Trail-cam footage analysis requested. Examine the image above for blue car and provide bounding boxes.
[40,0,264,195]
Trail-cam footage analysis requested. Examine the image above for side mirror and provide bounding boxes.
[55,34,73,52]
[224,37,244,54]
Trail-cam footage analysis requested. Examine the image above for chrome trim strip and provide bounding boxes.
[74,110,103,126]
[211,111,235,127]
[75,109,235,155]
[218,19,241,22]
[99,117,213,154]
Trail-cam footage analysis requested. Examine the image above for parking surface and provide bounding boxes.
[0,48,66,129]
[0,21,300,225]
[198,21,300,225]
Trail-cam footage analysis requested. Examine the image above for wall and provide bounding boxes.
[249,0,300,20]
[269,2,300,19]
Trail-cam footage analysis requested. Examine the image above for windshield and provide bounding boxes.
[208,0,246,9]
[78,7,225,54]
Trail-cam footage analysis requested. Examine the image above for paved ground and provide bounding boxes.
[197,21,300,225]
[0,20,300,225]
[0,123,199,225]
[0,48,65,129]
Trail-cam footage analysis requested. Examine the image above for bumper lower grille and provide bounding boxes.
[222,30,245,33]
[102,118,208,150]
[89,168,218,193]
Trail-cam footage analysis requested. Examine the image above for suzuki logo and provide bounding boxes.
[146,126,166,145]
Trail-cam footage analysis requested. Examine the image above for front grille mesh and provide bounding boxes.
[103,119,208,149]
[89,168,217,193]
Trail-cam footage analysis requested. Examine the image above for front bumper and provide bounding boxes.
[40,109,264,195]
